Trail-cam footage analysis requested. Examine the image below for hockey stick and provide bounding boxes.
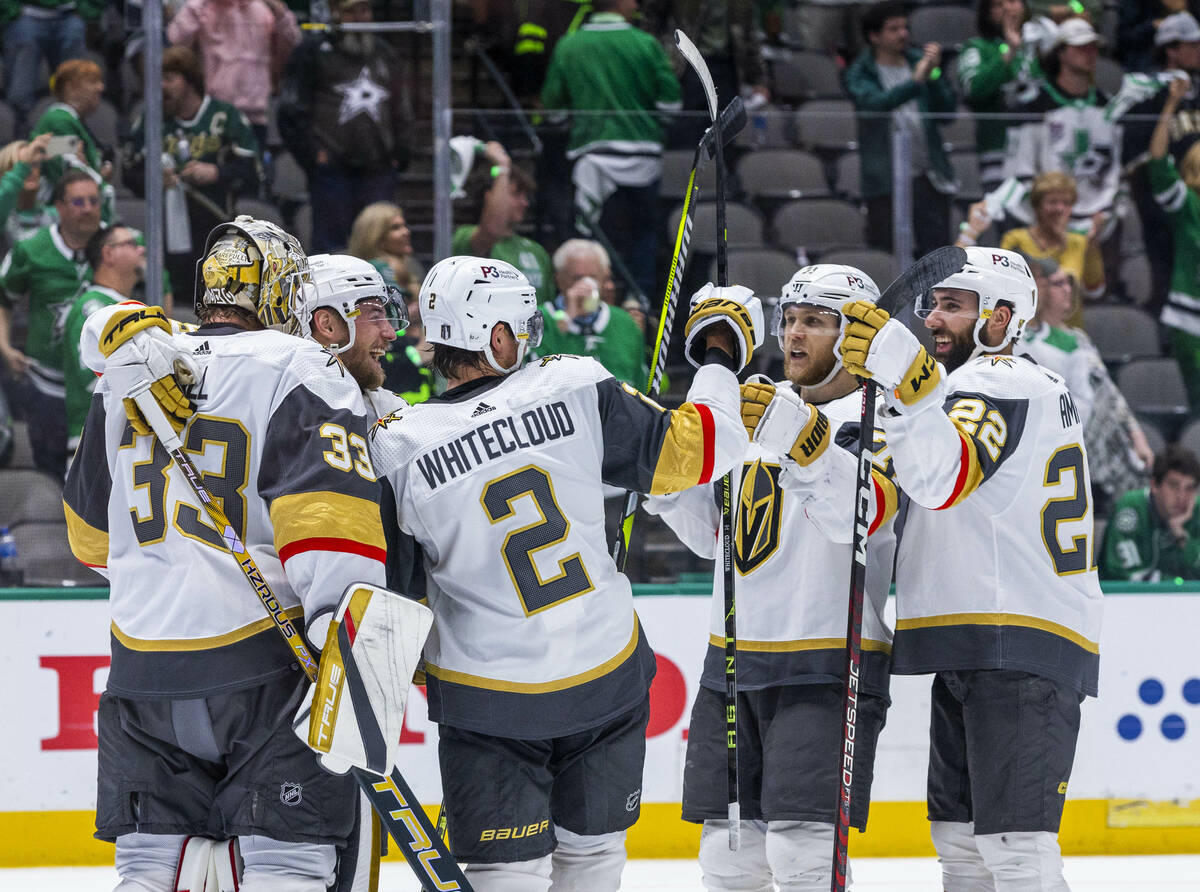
[610,94,747,570]
[831,245,966,892]
[674,27,742,854]
[129,386,474,892]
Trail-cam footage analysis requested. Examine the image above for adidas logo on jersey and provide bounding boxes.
[470,402,496,417]
[193,341,210,355]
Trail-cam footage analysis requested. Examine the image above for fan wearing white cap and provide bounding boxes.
[647,262,901,892]
[1003,15,1121,239]
[835,246,1103,892]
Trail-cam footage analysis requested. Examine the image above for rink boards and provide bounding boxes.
[3,589,1200,866]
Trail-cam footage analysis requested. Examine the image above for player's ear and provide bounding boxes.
[990,303,1012,335]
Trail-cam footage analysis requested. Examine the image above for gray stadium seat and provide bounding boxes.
[818,248,900,289]
[706,248,799,300]
[771,51,845,102]
[1117,357,1190,417]
[1177,417,1200,456]
[1083,305,1161,364]
[771,198,866,254]
[1119,208,1144,258]
[737,149,831,202]
[734,105,797,150]
[0,469,63,525]
[1118,254,1153,305]
[7,421,33,469]
[952,152,983,202]
[661,148,717,200]
[272,150,309,204]
[666,200,766,251]
[11,521,105,586]
[909,5,977,47]
[118,197,148,234]
[794,100,858,153]
[834,151,861,199]
[938,113,975,153]
[1140,420,1167,459]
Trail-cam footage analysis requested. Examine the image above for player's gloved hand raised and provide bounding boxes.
[97,304,197,436]
[740,378,831,466]
[839,300,942,408]
[683,282,764,372]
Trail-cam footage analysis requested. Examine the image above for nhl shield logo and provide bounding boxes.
[625,788,641,812]
[280,782,303,807]
[735,460,783,575]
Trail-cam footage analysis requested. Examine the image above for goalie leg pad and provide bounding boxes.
[975,830,1068,892]
[931,821,996,892]
[114,831,187,892]
[697,820,772,892]
[548,826,626,892]
[239,834,336,891]
[463,854,552,892]
[293,582,433,777]
[764,820,840,892]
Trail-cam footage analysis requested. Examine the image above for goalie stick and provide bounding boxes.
[610,93,746,569]
[674,27,742,854]
[831,245,966,892]
[129,387,474,892]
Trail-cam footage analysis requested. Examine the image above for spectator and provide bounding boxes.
[30,59,115,218]
[1116,0,1200,73]
[470,0,596,103]
[1148,75,1200,408]
[452,155,555,303]
[844,0,958,258]
[0,170,102,477]
[348,201,422,300]
[167,0,302,146]
[998,171,1106,317]
[1,0,101,131]
[124,45,261,303]
[1101,445,1200,580]
[643,0,769,147]
[1113,12,1200,315]
[1027,0,1104,22]
[786,0,872,58]
[531,238,648,386]
[956,0,1044,190]
[61,225,145,457]
[540,0,681,301]
[278,0,412,254]
[1020,256,1153,512]
[0,133,53,245]
[1003,17,1122,269]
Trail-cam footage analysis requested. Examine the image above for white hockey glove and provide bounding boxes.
[97,304,197,436]
[740,379,831,467]
[683,282,764,372]
[839,301,943,411]
[293,582,432,778]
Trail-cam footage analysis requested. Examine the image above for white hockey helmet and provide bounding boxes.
[195,215,310,333]
[298,254,409,353]
[917,247,1038,357]
[773,264,880,386]
[419,255,543,374]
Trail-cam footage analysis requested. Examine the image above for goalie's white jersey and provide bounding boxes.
[646,386,898,698]
[883,354,1103,695]
[370,354,743,739]
[64,316,387,698]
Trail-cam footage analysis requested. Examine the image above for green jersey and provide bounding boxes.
[61,284,123,447]
[1100,487,1200,581]
[955,37,1041,175]
[0,224,90,395]
[1149,156,1200,338]
[531,302,647,387]
[451,225,555,303]
[31,103,114,222]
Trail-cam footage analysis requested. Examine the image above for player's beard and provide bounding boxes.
[341,341,386,391]
[785,347,838,388]
[938,325,976,372]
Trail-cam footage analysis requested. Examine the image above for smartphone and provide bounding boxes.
[44,134,81,158]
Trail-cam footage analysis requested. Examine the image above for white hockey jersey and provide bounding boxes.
[64,316,387,697]
[882,353,1103,696]
[369,353,744,739]
[646,386,899,698]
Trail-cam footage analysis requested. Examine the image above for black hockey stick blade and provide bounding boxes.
[876,245,967,316]
[700,96,747,162]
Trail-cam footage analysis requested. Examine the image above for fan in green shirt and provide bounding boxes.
[529,237,647,387]
[451,153,554,303]
[61,225,147,453]
[1101,446,1200,581]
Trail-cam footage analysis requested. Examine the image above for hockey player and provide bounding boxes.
[647,265,899,891]
[368,256,758,892]
[832,247,1103,890]
[64,217,391,892]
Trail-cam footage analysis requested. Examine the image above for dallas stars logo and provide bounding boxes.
[334,66,390,126]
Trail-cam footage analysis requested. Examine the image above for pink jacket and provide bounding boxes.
[167,0,301,125]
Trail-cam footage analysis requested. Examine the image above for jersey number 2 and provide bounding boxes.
[480,465,595,616]
[1041,444,1089,575]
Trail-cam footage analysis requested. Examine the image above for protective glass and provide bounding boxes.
[524,309,545,348]
[772,302,841,348]
[353,286,410,334]
[914,289,980,323]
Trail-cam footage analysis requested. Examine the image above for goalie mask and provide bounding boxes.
[917,247,1037,358]
[419,255,543,374]
[299,254,409,354]
[773,264,880,387]
[195,215,309,333]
